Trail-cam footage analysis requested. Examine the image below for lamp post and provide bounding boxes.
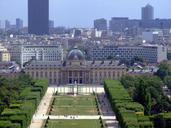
[74,80,78,96]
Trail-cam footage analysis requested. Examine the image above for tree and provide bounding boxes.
[156,62,171,80]
[121,75,170,115]
[164,76,171,89]
[145,92,152,115]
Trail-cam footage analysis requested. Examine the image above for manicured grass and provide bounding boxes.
[47,120,101,128]
[51,95,98,115]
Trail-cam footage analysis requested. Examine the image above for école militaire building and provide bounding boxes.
[25,47,126,85]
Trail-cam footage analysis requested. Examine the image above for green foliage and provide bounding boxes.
[121,75,170,115]
[164,76,171,89]
[0,121,21,128]
[0,121,13,128]
[145,93,152,116]
[151,112,171,128]
[9,104,21,109]
[104,80,154,128]
[156,62,171,80]
[0,75,48,128]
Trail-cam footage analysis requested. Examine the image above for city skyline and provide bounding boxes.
[0,0,171,27]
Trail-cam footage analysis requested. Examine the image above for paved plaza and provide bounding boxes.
[29,85,119,128]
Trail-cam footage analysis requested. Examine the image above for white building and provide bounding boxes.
[88,44,167,63]
[21,45,63,67]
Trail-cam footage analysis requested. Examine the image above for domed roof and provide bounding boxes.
[68,47,85,61]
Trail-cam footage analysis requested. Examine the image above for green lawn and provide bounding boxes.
[47,120,101,128]
[51,95,98,115]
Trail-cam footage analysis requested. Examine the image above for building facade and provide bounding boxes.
[0,44,11,62]
[142,4,154,20]
[8,44,21,64]
[28,0,49,35]
[94,18,107,31]
[21,45,63,67]
[109,17,129,32]
[16,18,23,30]
[88,44,167,63]
[49,20,54,28]
[5,20,10,30]
[25,47,126,85]
[0,52,10,62]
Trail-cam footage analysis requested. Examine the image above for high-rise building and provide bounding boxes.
[5,20,10,30]
[16,18,23,30]
[0,20,1,29]
[73,29,82,37]
[94,18,107,31]
[141,4,154,20]
[28,0,49,35]
[49,20,54,28]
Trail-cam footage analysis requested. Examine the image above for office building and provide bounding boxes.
[21,45,63,67]
[8,44,22,64]
[5,20,10,30]
[73,29,82,37]
[142,4,154,20]
[88,44,167,63]
[108,17,171,30]
[49,20,54,28]
[28,0,49,35]
[94,18,107,31]
[25,47,126,85]
[109,17,129,32]
[16,18,23,30]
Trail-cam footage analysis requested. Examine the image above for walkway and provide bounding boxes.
[33,115,116,120]
[28,87,54,128]
[97,93,120,128]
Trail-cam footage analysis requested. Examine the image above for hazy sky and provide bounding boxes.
[0,0,171,27]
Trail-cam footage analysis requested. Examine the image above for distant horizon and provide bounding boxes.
[0,0,171,27]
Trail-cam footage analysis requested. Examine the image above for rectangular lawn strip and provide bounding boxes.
[47,120,101,128]
[52,106,98,115]
[51,95,98,115]
[54,95,96,107]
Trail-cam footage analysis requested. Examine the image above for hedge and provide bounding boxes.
[138,116,153,128]
[0,121,21,128]
[151,112,171,128]
[0,79,48,128]
[104,80,154,128]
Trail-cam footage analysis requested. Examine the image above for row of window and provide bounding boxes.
[28,70,125,84]
[30,71,59,78]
